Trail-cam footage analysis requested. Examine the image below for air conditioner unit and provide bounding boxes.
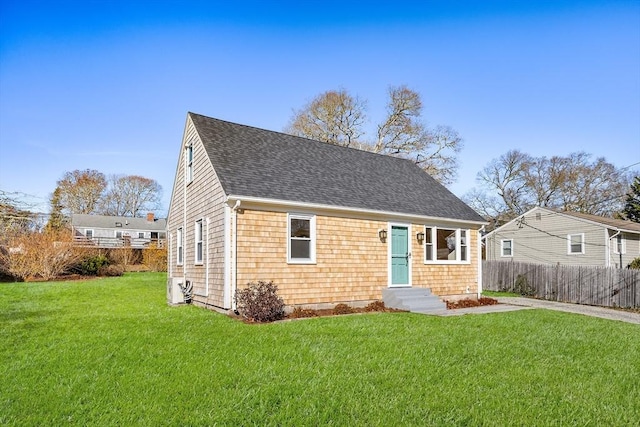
[167,278,185,305]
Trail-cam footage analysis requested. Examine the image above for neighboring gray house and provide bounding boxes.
[71,213,167,248]
[484,206,640,268]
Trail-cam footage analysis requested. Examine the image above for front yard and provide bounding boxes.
[1,273,638,425]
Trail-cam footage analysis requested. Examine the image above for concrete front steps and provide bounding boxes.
[382,287,447,314]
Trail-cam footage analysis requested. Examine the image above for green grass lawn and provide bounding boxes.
[1,273,639,426]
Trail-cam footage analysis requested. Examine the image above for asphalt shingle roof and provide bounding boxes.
[190,112,485,223]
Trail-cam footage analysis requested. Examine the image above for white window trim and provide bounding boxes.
[501,239,514,257]
[423,226,471,264]
[613,234,626,255]
[567,233,585,255]
[115,230,123,239]
[186,144,194,184]
[85,229,94,239]
[138,232,145,239]
[287,213,316,264]
[177,227,183,266]
[195,219,204,265]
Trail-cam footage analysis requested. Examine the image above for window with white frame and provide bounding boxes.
[501,239,513,257]
[85,229,94,239]
[195,219,203,264]
[115,230,123,239]
[424,226,470,263]
[138,232,145,239]
[568,233,585,254]
[288,214,316,263]
[177,227,183,265]
[186,145,194,183]
[613,234,626,254]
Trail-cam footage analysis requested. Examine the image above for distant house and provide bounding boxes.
[483,206,640,268]
[71,213,167,249]
[166,112,487,311]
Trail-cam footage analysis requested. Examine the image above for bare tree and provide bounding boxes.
[286,85,463,185]
[99,175,162,217]
[285,89,367,147]
[466,151,633,227]
[0,190,39,242]
[54,169,107,215]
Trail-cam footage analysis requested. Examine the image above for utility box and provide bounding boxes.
[167,278,185,305]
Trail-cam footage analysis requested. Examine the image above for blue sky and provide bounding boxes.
[1,1,639,216]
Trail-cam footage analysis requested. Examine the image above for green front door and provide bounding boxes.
[391,226,409,286]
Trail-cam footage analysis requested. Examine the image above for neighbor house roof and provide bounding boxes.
[189,112,485,223]
[559,210,640,234]
[71,214,167,231]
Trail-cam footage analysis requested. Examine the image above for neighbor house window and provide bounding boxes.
[186,145,193,183]
[288,213,316,264]
[85,229,94,239]
[195,219,203,264]
[568,233,584,254]
[138,232,145,239]
[501,239,513,257]
[613,234,626,255]
[115,231,123,239]
[424,227,470,263]
[177,227,183,265]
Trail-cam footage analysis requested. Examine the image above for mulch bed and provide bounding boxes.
[445,297,499,310]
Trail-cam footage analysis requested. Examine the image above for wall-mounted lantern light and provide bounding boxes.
[378,229,388,242]
[416,232,425,244]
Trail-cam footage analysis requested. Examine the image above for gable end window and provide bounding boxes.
[177,227,183,265]
[195,219,203,264]
[186,145,194,184]
[288,214,316,264]
[501,239,513,257]
[424,226,470,264]
[568,233,585,254]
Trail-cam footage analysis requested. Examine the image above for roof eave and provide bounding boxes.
[225,194,488,227]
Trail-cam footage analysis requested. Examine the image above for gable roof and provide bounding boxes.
[483,206,640,239]
[189,112,485,224]
[71,214,167,231]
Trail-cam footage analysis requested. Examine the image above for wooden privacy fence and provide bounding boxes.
[482,261,640,309]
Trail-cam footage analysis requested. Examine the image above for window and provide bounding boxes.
[288,214,316,263]
[177,228,183,265]
[424,227,470,263]
[568,233,584,254]
[195,219,203,264]
[85,229,93,239]
[501,239,513,257]
[613,234,626,254]
[115,231,123,239]
[186,145,193,183]
[138,232,145,239]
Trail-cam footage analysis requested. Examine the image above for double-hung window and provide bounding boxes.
[424,226,470,264]
[567,233,585,254]
[186,145,194,184]
[177,227,183,265]
[501,239,513,257]
[195,219,203,264]
[288,214,316,264]
[613,234,626,255]
[85,229,94,239]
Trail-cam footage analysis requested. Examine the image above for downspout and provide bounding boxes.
[478,226,485,298]
[182,151,187,287]
[231,200,241,311]
[205,217,210,296]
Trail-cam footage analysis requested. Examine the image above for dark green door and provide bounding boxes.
[391,226,409,285]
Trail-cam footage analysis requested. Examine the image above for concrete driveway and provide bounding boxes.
[439,297,640,325]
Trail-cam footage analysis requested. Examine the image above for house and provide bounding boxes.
[166,112,487,311]
[483,206,640,268]
[71,213,167,248]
